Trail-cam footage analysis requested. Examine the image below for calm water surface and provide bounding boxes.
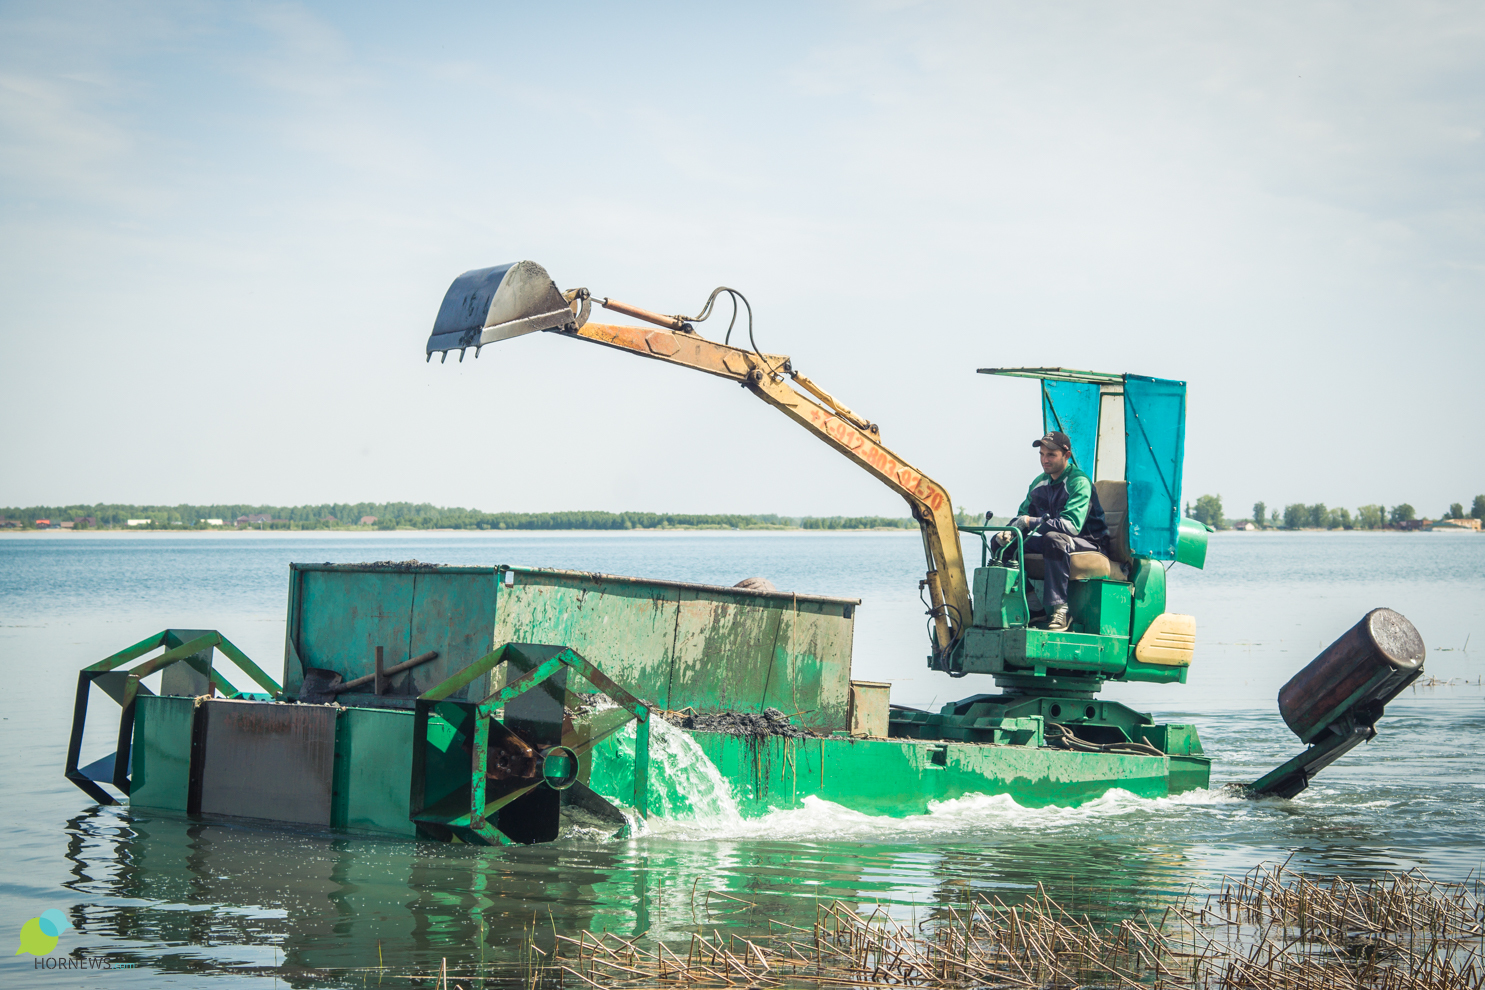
[1,530,1481,987]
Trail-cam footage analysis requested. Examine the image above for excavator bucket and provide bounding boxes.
[426,260,578,361]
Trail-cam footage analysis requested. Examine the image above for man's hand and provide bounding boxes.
[994,517,1037,548]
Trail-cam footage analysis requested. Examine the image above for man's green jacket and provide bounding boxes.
[1015,464,1109,542]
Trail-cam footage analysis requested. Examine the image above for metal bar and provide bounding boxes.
[85,630,167,673]
[130,633,222,679]
[977,367,1123,384]
[336,651,437,694]
[215,635,281,694]
[472,712,490,818]
[562,653,647,717]
[476,780,544,842]
[64,672,116,804]
[474,656,566,715]
[633,716,651,818]
[421,644,510,702]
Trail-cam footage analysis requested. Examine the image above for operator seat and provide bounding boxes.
[1023,480,1130,583]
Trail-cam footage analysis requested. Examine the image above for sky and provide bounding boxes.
[1,1,1481,520]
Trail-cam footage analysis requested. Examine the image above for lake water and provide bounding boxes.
[1,530,1481,986]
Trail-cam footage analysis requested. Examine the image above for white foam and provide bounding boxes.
[633,784,1258,844]
[591,720,1367,845]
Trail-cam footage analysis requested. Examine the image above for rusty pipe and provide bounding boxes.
[600,297,688,331]
[332,650,439,694]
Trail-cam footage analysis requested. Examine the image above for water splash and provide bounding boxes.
[588,716,742,824]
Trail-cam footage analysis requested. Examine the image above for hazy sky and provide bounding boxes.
[2,2,1481,519]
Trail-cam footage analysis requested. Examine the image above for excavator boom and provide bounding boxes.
[425,261,971,663]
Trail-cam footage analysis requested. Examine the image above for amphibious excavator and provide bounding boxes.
[422,260,1427,802]
[59,260,1427,847]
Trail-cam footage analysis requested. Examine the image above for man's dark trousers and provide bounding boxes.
[1023,532,1101,613]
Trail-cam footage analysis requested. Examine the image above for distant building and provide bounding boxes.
[35,519,51,529]
[205,519,225,526]
[1232,521,1256,531]
[126,519,151,527]
[1431,518,1482,532]
[77,517,96,528]
[237,513,272,526]
[360,515,378,525]
[59,521,74,529]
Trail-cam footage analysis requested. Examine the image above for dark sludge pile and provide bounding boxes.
[659,706,815,739]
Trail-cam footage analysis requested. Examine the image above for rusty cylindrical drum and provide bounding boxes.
[1278,608,1425,744]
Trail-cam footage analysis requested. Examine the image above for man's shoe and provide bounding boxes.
[1040,607,1070,632]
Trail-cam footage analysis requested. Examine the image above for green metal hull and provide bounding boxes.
[591,730,1210,819]
[76,563,1214,844]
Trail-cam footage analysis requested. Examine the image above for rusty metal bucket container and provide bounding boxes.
[1278,607,1425,744]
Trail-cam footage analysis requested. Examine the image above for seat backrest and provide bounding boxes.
[1095,480,1131,563]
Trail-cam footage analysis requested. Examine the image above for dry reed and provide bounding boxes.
[515,865,1484,990]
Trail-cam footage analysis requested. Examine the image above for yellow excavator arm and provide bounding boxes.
[424,262,972,662]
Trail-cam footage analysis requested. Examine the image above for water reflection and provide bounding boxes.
[62,803,1220,982]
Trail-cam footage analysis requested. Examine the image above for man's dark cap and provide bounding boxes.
[1033,431,1071,453]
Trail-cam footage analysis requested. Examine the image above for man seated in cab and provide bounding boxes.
[994,430,1108,631]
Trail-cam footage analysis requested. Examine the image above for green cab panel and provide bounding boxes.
[1068,579,1132,638]
[1129,559,1167,645]
[1176,517,1209,569]
[971,565,1029,630]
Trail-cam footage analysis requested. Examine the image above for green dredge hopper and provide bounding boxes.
[61,261,1428,842]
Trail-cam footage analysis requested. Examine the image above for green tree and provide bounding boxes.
[1283,503,1308,529]
[1252,501,1266,529]
[1389,504,1416,525]
[1307,503,1327,528]
[1327,507,1352,529]
[1472,495,1485,520]
[1192,494,1224,528]
[1356,505,1385,530]
[1269,509,1279,526]
[1447,503,1465,519]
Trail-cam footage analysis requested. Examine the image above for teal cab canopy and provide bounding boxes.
[978,367,1204,566]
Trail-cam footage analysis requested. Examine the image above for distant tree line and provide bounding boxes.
[1184,494,1485,531]
[0,502,919,532]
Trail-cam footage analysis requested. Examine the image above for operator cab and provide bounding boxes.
[948,367,1209,688]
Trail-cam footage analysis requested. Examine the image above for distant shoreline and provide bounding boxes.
[0,526,922,537]
[2,526,1476,538]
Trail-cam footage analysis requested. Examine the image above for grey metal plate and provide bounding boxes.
[198,701,337,825]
